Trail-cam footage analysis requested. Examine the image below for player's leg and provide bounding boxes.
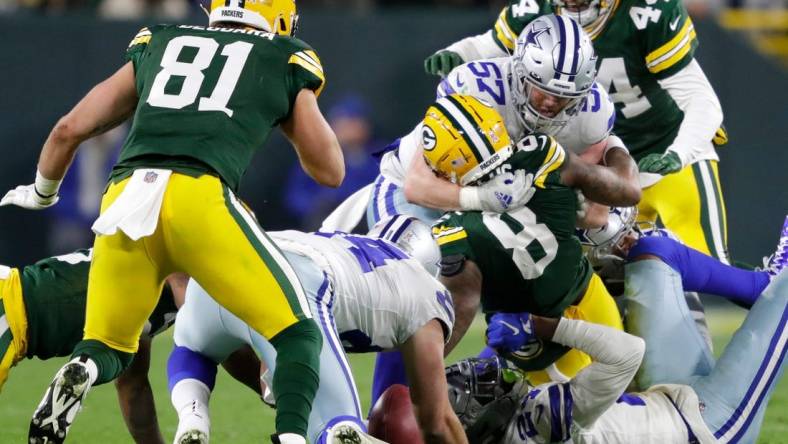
[365,174,441,227]
[168,279,251,444]
[526,274,622,385]
[0,268,26,394]
[165,174,321,440]
[30,178,167,444]
[250,252,366,443]
[692,271,788,444]
[624,258,715,388]
[649,160,729,263]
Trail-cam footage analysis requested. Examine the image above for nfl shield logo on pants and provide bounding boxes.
[144,171,158,183]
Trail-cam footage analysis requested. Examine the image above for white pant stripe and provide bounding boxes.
[228,193,312,319]
[698,161,727,263]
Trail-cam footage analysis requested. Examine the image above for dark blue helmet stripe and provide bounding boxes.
[569,17,581,79]
[555,17,567,79]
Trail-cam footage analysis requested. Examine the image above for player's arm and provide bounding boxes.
[115,337,165,444]
[281,89,344,188]
[438,259,482,356]
[560,150,641,207]
[1,62,138,209]
[404,146,533,213]
[401,319,469,444]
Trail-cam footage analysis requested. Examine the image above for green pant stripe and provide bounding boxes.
[692,162,728,262]
[0,329,13,363]
[0,300,5,319]
[221,186,308,320]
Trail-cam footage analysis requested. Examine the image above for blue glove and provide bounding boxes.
[486,312,537,353]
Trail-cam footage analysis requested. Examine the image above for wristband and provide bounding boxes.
[34,169,62,198]
[458,186,482,211]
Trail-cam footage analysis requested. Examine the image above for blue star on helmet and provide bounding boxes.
[523,26,549,49]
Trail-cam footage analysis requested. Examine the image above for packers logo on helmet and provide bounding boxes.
[421,94,513,186]
[209,0,299,36]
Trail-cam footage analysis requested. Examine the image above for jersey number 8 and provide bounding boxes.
[483,206,558,280]
[148,36,253,117]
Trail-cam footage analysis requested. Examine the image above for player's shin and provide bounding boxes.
[269,318,322,438]
[168,346,218,444]
[71,338,134,384]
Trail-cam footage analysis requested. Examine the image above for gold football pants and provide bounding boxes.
[84,173,311,353]
[527,273,623,385]
[638,160,729,263]
[0,268,28,393]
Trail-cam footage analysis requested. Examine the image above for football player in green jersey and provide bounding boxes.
[424,0,730,265]
[0,251,262,444]
[420,95,639,385]
[1,0,343,442]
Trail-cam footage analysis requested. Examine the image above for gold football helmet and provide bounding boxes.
[421,94,514,186]
[209,0,298,36]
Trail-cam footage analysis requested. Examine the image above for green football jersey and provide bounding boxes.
[20,249,177,360]
[497,0,698,160]
[113,24,325,191]
[433,134,592,318]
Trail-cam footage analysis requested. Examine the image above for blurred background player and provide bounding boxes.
[425,0,731,264]
[167,217,465,444]
[1,0,344,442]
[285,94,379,230]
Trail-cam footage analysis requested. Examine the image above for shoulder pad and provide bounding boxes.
[557,83,615,153]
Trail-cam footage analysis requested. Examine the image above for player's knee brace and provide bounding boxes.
[269,319,323,436]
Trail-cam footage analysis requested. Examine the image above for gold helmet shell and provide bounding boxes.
[421,94,514,186]
[209,0,298,36]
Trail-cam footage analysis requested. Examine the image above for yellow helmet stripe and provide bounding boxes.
[432,101,485,164]
[444,95,498,158]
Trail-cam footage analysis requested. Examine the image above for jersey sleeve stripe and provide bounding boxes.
[435,229,468,246]
[293,50,322,72]
[288,54,326,95]
[534,139,566,188]
[494,8,517,52]
[645,19,696,73]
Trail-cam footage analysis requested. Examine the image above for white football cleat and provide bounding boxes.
[764,215,788,279]
[330,424,388,444]
[28,358,93,444]
[173,400,210,444]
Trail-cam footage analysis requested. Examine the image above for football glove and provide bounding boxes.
[486,312,537,353]
[424,50,463,76]
[459,170,535,213]
[638,151,682,175]
[0,183,59,210]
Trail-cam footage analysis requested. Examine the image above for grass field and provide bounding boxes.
[1,307,786,443]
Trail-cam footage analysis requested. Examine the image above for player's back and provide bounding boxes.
[270,230,453,352]
[116,24,325,191]
[433,134,591,317]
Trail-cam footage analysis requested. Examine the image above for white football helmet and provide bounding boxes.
[510,14,598,135]
[577,206,638,264]
[553,0,617,34]
[368,215,441,277]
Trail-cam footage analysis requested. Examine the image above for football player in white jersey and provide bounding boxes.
[367,14,636,229]
[166,216,466,444]
[426,216,788,444]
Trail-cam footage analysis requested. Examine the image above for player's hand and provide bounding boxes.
[638,151,682,175]
[460,170,535,212]
[0,183,59,210]
[424,50,463,76]
[486,312,537,353]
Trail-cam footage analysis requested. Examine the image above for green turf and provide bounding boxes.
[0,307,785,442]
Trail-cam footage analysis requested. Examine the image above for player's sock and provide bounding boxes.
[70,339,133,385]
[628,236,769,307]
[370,351,408,412]
[167,346,218,392]
[269,319,322,438]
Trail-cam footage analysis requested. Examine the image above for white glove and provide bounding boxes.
[0,170,61,210]
[460,170,535,212]
[0,184,59,210]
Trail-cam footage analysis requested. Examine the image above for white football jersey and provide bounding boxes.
[498,320,717,444]
[270,230,454,352]
[379,57,617,185]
